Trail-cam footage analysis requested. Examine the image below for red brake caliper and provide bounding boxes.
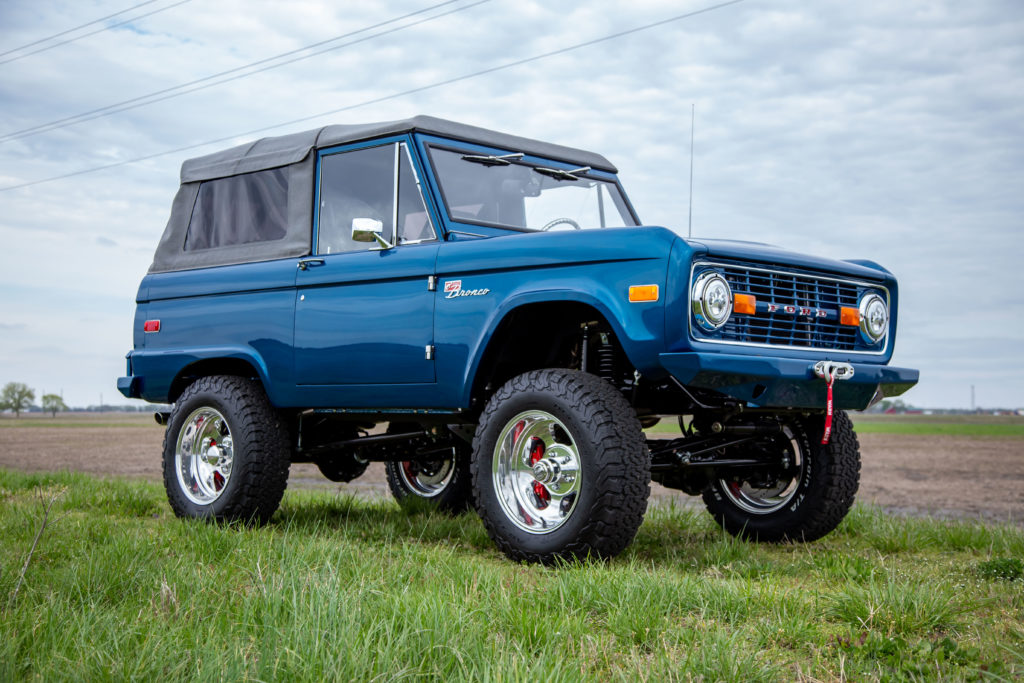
[210,439,225,490]
[528,437,550,509]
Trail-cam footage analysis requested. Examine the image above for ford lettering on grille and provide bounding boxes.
[691,261,886,353]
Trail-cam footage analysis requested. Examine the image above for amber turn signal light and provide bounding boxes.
[733,293,757,315]
[628,285,659,302]
[840,307,860,326]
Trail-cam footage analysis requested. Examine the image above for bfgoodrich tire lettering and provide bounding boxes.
[471,369,650,563]
[162,375,290,525]
[702,410,861,542]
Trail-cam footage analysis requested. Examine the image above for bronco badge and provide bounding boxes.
[444,280,490,299]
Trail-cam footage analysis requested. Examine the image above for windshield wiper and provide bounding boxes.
[460,152,524,166]
[533,165,591,181]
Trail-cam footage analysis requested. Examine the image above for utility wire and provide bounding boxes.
[0,0,193,66]
[0,0,745,193]
[0,0,188,64]
[0,0,160,56]
[0,0,478,142]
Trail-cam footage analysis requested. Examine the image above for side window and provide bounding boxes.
[184,167,288,251]
[397,145,436,244]
[317,142,435,255]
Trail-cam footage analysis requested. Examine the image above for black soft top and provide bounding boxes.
[180,115,617,182]
[149,116,618,274]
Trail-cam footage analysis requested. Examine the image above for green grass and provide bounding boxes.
[646,413,1024,438]
[0,416,159,429]
[849,421,1024,437]
[1,468,1022,681]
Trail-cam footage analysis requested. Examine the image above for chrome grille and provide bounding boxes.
[697,263,866,351]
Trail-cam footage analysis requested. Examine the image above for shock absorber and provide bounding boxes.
[596,332,617,384]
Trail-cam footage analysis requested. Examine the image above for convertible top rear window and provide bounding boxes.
[184,168,289,251]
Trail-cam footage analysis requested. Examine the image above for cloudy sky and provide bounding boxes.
[0,0,1021,409]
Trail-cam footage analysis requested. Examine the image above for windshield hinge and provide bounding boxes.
[534,165,591,181]
[460,152,523,166]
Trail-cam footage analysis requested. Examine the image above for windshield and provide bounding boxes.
[429,147,638,232]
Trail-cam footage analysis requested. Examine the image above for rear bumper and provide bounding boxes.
[117,351,143,399]
[117,375,142,399]
[659,352,919,411]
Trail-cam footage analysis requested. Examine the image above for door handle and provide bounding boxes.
[297,258,325,270]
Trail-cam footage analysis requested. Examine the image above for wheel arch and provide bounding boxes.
[463,295,639,409]
[168,354,269,404]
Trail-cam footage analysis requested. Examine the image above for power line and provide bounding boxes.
[0,0,194,66]
[1,0,165,60]
[0,0,745,193]
[0,0,160,56]
[0,0,480,142]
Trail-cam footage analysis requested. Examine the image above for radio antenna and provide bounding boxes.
[688,102,695,239]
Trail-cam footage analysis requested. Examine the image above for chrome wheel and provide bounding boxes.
[397,457,456,498]
[175,407,234,505]
[718,426,803,515]
[493,410,582,534]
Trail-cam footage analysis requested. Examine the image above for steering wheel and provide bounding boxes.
[541,217,582,231]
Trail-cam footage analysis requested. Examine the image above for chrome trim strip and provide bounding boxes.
[687,260,891,356]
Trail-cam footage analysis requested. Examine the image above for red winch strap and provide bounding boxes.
[821,373,835,445]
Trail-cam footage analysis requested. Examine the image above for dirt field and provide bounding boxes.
[1,413,1021,525]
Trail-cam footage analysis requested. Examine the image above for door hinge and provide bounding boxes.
[425,345,435,360]
[427,275,437,291]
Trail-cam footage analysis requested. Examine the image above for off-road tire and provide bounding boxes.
[702,410,860,542]
[385,448,473,514]
[162,375,290,525]
[471,369,651,564]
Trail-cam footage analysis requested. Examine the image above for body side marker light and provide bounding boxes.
[733,293,757,315]
[144,320,161,333]
[628,285,659,302]
[840,307,860,326]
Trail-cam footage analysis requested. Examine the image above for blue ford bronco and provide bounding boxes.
[118,115,918,563]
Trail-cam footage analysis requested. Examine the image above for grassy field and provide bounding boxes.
[1,469,1022,681]
[647,413,1024,438]
[851,413,1024,438]
[7,411,1024,437]
[0,413,157,429]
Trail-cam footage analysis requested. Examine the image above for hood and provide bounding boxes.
[684,238,891,282]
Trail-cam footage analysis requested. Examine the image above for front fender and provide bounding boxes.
[455,283,667,408]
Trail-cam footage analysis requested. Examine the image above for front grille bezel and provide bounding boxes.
[688,260,891,356]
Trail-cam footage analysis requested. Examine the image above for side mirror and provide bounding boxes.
[351,217,393,250]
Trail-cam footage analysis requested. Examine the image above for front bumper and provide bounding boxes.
[659,352,919,411]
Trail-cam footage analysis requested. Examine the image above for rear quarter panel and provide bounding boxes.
[130,259,297,403]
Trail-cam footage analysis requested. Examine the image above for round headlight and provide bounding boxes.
[691,272,733,331]
[859,293,888,344]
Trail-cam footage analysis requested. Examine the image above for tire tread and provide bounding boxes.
[471,369,650,563]
[162,375,290,525]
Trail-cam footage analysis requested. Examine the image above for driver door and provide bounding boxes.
[294,140,439,389]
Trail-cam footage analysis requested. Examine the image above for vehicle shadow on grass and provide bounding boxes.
[271,492,499,557]
[269,491,794,570]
